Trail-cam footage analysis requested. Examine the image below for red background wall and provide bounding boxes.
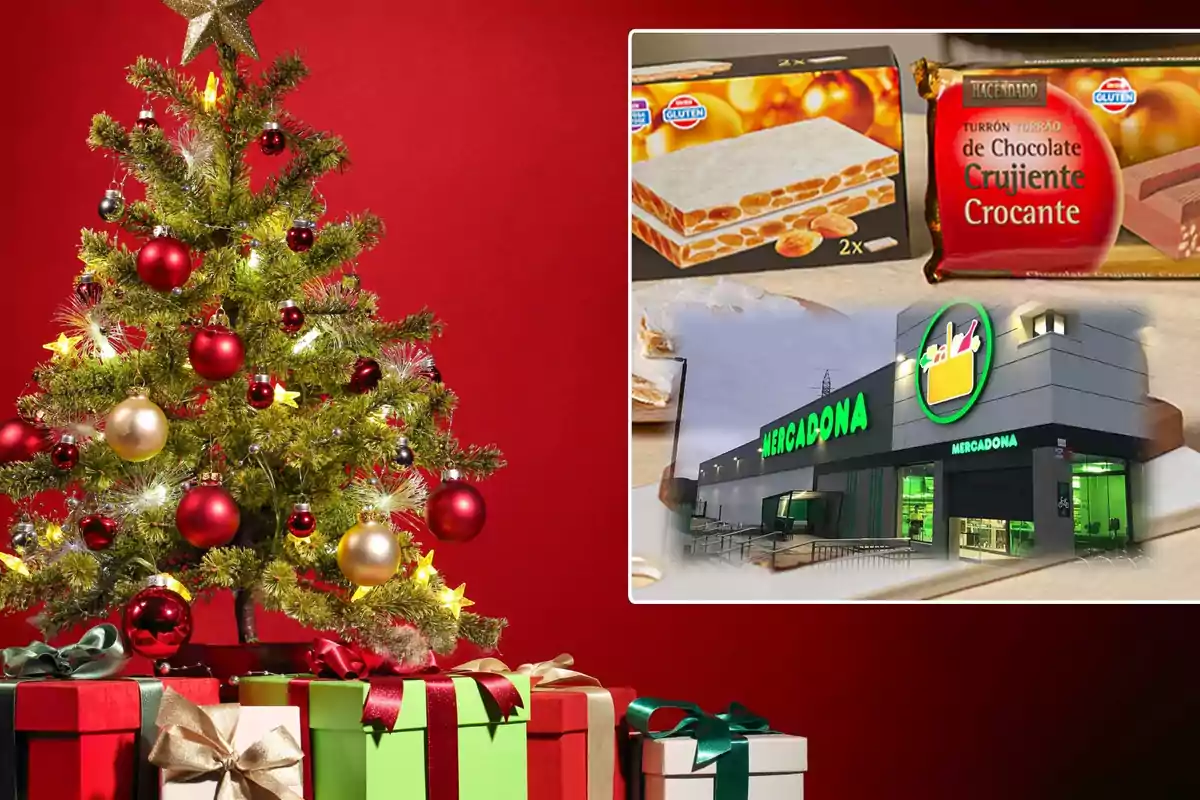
[2,2,1196,798]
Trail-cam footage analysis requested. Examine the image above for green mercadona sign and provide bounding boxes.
[762,392,869,458]
[949,432,1018,455]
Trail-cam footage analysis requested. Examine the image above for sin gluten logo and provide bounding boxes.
[963,75,1048,108]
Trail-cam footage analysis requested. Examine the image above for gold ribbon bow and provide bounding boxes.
[456,654,615,800]
[148,689,304,800]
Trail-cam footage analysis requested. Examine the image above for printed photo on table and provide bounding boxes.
[630,283,1200,601]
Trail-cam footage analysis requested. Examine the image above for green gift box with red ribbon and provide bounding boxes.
[238,640,530,800]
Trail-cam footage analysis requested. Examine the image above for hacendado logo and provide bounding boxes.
[762,392,869,458]
[950,433,1018,455]
[915,301,994,425]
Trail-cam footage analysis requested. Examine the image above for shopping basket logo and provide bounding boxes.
[915,301,994,425]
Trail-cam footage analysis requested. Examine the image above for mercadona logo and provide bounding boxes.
[1092,77,1137,114]
[663,95,707,130]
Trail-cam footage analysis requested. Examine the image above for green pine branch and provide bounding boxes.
[128,56,202,116]
[251,53,310,109]
[374,310,443,343]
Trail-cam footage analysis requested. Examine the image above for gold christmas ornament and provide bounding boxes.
[1120,81,1200,165]
[162,0,264,65]
[797,72,874,135]
[105,394,169,462]
[336,518,401,587]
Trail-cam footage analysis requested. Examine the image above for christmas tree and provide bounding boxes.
[0,0,503,666]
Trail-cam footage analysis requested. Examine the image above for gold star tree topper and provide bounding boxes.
[163,0,264,64]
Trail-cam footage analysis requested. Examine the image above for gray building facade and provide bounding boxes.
[696,300,1152,559]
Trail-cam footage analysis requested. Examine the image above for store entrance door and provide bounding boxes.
[951,518,1036,560]
[946,467,1035,559]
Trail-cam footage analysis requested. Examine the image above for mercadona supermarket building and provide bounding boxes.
[695,300,1153,559]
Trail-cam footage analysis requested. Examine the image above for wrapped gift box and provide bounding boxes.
[528,686,637,800]
[12,677,219,800]
[240,674,530,800]
[638,733,807,800]
[157,704,304,800]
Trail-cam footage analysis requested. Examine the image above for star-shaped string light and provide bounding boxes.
[439,583,473,619]
[411,551,437,586]
[38,524,65,549]
[0,553,29,577]
[43,333,83,358]
[162,0,265,64]
[273,383,300,408]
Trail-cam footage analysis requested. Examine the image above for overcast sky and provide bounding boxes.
[669,301,902,479]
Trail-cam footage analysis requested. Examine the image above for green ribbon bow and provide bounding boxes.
[627,697,774,800]
[1,623,128,680]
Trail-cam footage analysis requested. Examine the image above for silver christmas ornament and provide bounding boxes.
[10,521,37,553]
[98,188,125,222]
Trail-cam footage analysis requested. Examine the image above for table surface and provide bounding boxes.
[631,113,1200,489]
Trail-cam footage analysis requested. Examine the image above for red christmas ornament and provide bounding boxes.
[426,470,486,542]
[75,273,103,306]
[176,475,241,549]
[428,362,443,384]
[279,300,305,334]
[189,325,245,381]
[0,418,48,464]
[247,374,275,410]
[287,503,317,538]
[80,513,119,550]
[259,122,286,156]
[286,220,315,253]
[122,583,193,660]
[348,357,382,394]
[50,434,80,471]
[137,231,193,291]
[135,108,159,132]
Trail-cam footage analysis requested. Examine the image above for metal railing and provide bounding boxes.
[763,537,915,571]
[681,524,918,572]
[683,525,759,557]
[694,528,778,561]
[690,519,730,534]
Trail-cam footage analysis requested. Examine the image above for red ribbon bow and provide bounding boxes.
[306,637,420,682]
[296,639,524,800]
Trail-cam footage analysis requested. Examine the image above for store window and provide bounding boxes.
[952,518,1036,559]
[1009,521,1036,555]
[1071,454,1129,549]
[898,464,935,543]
